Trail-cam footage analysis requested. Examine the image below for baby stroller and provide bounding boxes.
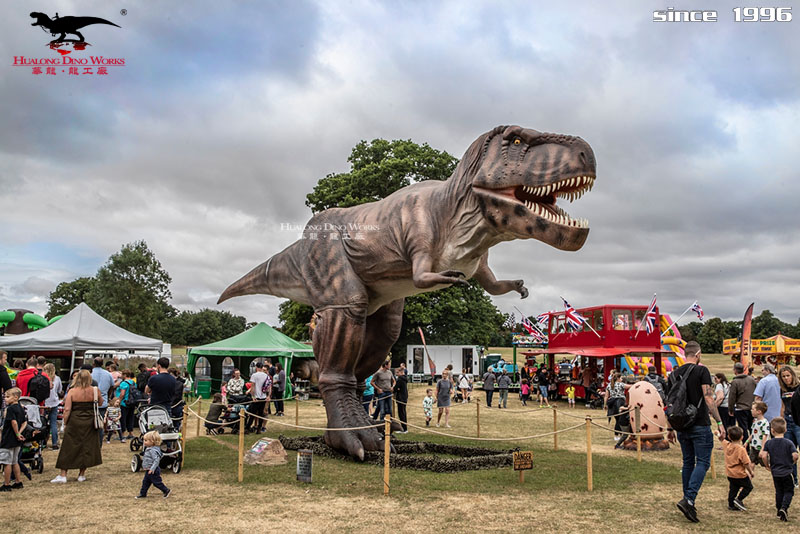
[18,397,47,474]
[127,398,152,452]
[223,402,249,434]
[130,405,183,474]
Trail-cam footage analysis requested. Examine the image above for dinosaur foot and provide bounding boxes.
[321,387,386,461]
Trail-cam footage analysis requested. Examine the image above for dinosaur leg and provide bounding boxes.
[313,305,375,460]
[353,298,405,434]
[72,30,85,42]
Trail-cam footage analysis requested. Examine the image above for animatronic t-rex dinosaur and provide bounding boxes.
[219,125,597,460]
[30,12,120,43]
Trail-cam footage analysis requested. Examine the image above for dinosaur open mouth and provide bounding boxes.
[511,175,594,228]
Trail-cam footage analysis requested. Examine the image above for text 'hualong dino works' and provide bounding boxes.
[219,125,597,460]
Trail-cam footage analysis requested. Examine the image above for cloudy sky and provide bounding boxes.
[2,1,799,332]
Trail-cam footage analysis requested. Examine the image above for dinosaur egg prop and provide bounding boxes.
[628,381,666,438]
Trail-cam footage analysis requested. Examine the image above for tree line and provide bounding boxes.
[46,240,249,345]
[680,310,800,354]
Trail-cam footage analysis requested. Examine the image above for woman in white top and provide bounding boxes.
[458,369,472,403]
[714,372,732,429]
[43,363,63,450]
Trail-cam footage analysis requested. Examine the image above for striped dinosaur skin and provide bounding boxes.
[219,125,596,459]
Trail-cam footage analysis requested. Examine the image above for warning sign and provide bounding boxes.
[513,451,533,471]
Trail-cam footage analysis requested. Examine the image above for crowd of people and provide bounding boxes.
[0,351,190,493]
[203,359,287,435]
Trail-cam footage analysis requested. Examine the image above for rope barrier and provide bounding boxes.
[401,419,586,441]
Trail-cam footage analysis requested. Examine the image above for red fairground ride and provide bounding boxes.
[522,304,672,400]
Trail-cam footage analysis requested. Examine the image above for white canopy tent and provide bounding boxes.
[0,303,163,375]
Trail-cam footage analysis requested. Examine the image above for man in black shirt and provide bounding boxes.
[393,367,409,432]
[666,341,726,523]
[145,357,177,412]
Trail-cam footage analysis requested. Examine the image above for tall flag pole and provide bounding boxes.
[663,301,703,334]
[634,293,657,339]
[513,306,545,337]
[418,326,436,376]
[560,297,602,339]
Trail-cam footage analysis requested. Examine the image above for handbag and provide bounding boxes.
[92,387,105,429]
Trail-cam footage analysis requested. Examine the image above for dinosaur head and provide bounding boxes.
[30,12,49,26]
[468,125,596,251]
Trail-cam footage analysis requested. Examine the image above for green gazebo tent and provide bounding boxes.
[186,322,314,398]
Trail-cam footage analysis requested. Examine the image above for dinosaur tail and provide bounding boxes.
[71,17,122,29]
[217,243,307,305]
[217,259,272,304]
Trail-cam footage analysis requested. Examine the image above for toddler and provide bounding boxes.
[723,425,753,511]
[760,417,798,521]
[104,397,122,442]
[136,431,171,499]
[565,384,576,408]
[520,379,530,406]
[0,388,27,492]
[746,401,770,466]
[422,389,434,426]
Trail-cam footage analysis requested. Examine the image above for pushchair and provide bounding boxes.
[18,397,47,474]
[223,402,249,434]
[127,398,152,452]
[130,405,183,474]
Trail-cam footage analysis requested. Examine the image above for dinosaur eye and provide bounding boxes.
[514,139,521,145]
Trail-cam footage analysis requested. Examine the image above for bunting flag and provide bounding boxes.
[561,298,587,331]
[691,301,704,321]
[644,294,658,334]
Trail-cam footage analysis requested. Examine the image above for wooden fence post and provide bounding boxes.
[586,417,593,492]
[181,411,188,468]
[196,399,202,438]
[635,406,642,463]
[295,396,299,428]
[476,398,480,438]
[553,409,558,451]
[238,412,245,482]
[383,415,391,496]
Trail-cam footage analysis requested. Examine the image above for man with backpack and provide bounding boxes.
[18,357,51,405]
[117,369,140,442]
[665,341,726,523]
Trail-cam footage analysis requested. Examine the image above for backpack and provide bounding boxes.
[665,365,703,431]
[261,374,272,395]
[27,369,51,403]
[126,379,143,403]
[645,374,666,402]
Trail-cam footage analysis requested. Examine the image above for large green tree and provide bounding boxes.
[46,276,96,319]
[88,241,175,338]
[277,301,314,341]
[697,317,726,353]
[305,139,458,212]
[281,137,513,363]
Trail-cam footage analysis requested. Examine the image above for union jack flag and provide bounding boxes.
[644,294,658,334]
[691,301,704,321]
[520,315,536,335]
[536,311,553,329]
[561,298,587,331]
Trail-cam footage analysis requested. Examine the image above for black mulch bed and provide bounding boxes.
[278,435,514,472]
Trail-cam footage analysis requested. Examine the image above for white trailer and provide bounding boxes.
[406,345,482,381]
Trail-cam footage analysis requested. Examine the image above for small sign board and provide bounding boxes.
[297,448,313,483]
[513,451,533,471]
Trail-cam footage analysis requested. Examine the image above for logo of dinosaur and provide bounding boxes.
[30,11,120,45]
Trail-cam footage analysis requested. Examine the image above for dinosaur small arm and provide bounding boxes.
[219,125,597,459]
